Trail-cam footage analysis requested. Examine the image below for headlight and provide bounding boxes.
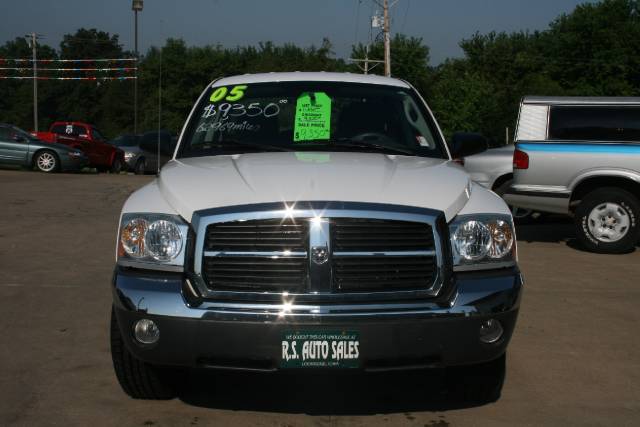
[450,214,516,271]
[117,213,188,271]
[124,152,135,160]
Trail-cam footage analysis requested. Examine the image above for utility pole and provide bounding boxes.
[382,0,391,77]
[27,33,39,131]
[132,0,144,135]
[349,8,384,74]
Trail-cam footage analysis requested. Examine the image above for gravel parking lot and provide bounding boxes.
[1,169,639,426]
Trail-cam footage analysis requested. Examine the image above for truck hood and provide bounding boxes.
[157,152,471,222]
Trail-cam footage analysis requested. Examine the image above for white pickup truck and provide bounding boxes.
[110,72,522,403]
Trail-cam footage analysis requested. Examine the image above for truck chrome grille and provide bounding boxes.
[195,203,443,299]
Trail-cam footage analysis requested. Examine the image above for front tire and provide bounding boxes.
[574,187,639,254]
[446,354,506,404]
[110,309,176,399]
[34,150,59,173]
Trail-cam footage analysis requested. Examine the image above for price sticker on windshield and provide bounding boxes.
[294,92,332,142]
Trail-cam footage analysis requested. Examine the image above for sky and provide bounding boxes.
[2,0,589,64]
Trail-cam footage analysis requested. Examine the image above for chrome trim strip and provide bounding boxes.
[453,261,516,272]
[117,259,184,272]
[333,250,436,257]
[308,218,331,292]
[203,251,307,258]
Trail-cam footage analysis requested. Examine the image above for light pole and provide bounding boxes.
[132,0,143,134]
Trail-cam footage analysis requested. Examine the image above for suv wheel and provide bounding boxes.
[134,159,146,175]
[110,308,176,399]
[34,150,59,173]
[575,187,639,253]
[446,354,506,404]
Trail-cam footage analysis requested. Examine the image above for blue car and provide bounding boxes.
[0,123,88,172]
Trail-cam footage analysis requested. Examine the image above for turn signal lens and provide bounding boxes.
[487,220,514,259]
[120,218,148,258]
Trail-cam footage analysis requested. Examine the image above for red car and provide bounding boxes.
[33,122,124,172]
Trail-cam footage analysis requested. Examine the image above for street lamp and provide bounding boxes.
[132,0,143,134]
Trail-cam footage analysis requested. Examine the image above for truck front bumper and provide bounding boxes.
[112,267,522,372]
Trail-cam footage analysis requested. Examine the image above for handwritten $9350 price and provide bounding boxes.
[201,102,281,119]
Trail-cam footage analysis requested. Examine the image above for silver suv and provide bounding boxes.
[506,96,640,253]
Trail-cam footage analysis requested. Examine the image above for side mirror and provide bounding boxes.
[12,135,26,143]
[449,132,488,159]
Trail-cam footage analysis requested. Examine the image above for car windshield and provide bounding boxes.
[178,81,447,159]
[110,135,139,147]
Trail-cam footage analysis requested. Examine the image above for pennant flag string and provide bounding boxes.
[0,58,137,63]
[0,67,137,72]
[0,76,137,80]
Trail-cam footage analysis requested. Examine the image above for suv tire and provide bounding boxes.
[446,353,505,404]
[575,187,639,254]
[110,308,176,399]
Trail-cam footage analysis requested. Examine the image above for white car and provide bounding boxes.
[463,144,533,219]
[110,72,522,403]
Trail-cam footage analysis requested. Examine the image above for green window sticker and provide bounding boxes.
[294,92,332,142]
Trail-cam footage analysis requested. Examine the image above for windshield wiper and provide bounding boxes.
[206,139,293,153]
[319,138,417,156]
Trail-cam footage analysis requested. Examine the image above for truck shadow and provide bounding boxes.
[515,216,639,252]
[177,369,487,415]
[515,216,576,245]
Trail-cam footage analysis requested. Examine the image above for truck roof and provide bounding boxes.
[523,96,640,105]
[211,72,411,88]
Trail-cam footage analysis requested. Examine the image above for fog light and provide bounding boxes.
[134,319,160,345]
[479,319,503,344]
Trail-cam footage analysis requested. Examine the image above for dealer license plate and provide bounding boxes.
[280,330,360,368]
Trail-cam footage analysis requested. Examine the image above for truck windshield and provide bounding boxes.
[178,81,447,159]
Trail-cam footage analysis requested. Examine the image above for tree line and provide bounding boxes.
[1,0,639,144]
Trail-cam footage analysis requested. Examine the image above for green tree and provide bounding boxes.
[350,34,431,94]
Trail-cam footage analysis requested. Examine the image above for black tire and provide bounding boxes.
[134,158,146,175]
[446,354,506,404]
[110,158,123,174]
[110,308,176,399]
[33,150,59,173]
[574,187,639,254]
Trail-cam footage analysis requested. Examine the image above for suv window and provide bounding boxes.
[549,106,640,142]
